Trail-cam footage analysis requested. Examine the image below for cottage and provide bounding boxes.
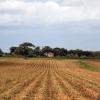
[44,52,54,57]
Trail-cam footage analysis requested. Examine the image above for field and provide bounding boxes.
[0,58,100,100]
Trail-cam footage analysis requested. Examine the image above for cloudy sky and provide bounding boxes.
[0,0,100,52]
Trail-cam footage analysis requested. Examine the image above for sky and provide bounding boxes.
[0,0,100,52]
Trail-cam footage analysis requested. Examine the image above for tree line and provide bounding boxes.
[0,42,100,59]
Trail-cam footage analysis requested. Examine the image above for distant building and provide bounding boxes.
[44,52,54,57]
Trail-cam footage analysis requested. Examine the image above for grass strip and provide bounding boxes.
[78,60,100,72]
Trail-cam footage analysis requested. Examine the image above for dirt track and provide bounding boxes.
[0,59,100,100]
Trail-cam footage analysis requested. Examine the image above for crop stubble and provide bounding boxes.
[0,59,100,100]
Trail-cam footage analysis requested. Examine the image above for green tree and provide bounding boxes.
[19,42,35,47]
[59,48,67,56]
[13,42,35,57]
[33,46,41,56]
[0,48,3,57]
[53,48,61,56]
[41,46,52,55]
[10,47,18,54]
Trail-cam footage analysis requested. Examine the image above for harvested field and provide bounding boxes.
[0,58,100,100]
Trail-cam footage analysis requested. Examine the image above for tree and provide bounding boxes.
[53,48,61,56]
[82,51,93,57]
[41,46,53,55]
[74,49,83,57]
[53,48,67,56]
[18,42,35,57]
[59,48,67,56]
[8,42,97,58]
[10,42,35,57]
[10,47,18,54]
[19,42,35,47]
[0,48,3,57]
[33,46,41,56]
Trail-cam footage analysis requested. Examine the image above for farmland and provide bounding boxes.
[0,58,100,100]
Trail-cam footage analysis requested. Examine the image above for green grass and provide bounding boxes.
[78,60,100,72]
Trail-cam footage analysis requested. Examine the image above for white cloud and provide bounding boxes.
[0,0,100,26]
[62,0,100,6]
